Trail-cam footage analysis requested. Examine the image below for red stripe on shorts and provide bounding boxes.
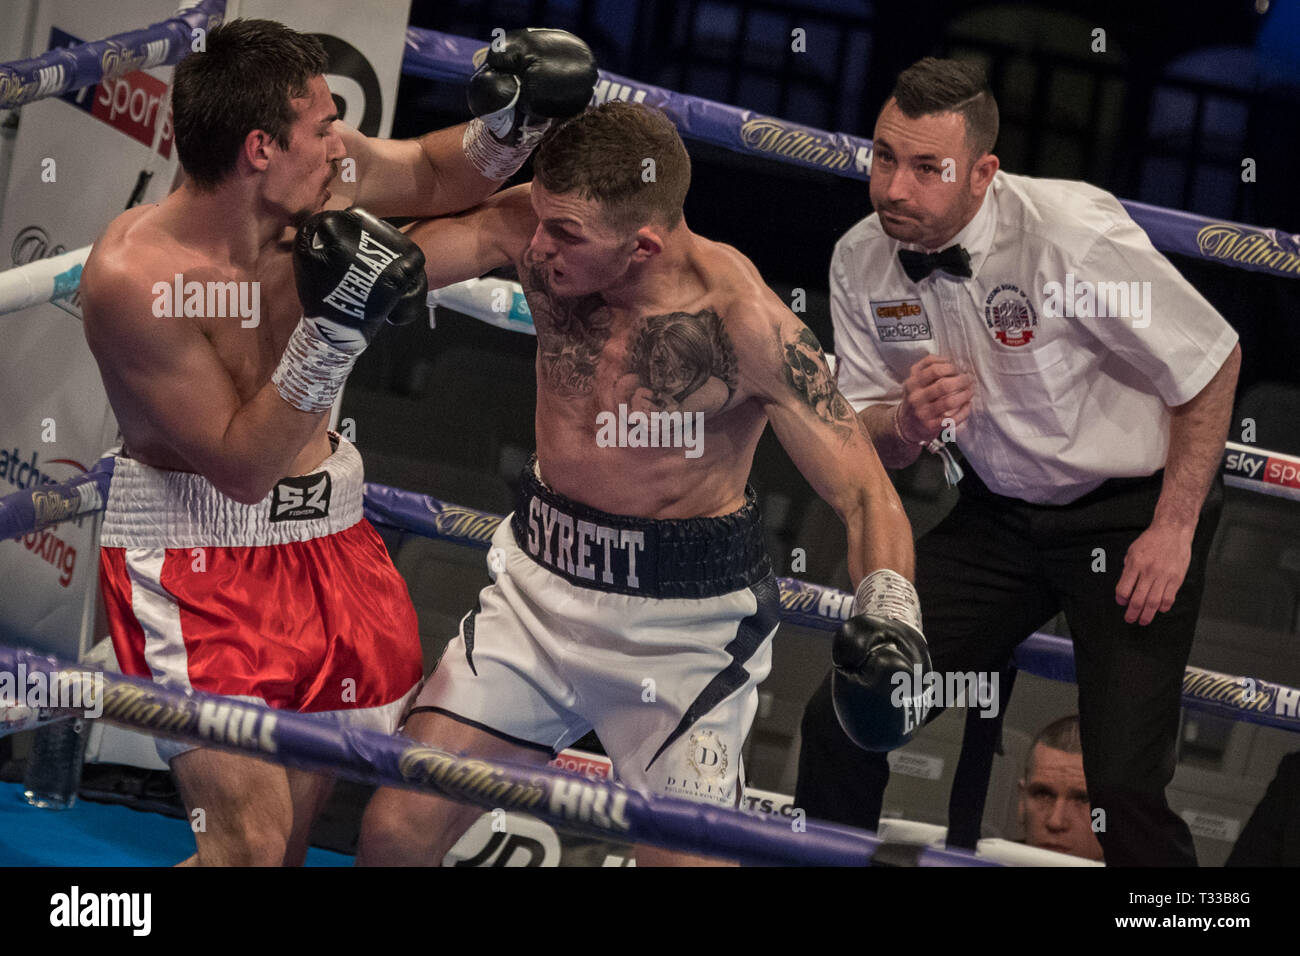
[100,520,421,712]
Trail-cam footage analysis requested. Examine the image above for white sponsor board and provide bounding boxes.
[1180,809,1241,843]
[0,0,186,659]
[240,0,412,139]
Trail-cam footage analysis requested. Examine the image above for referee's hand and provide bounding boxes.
[897,354,974,442]
[1115,520,1194,626]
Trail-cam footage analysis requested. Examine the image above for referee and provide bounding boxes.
[797,57,1240,866]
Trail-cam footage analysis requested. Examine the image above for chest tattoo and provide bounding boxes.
[617,308,738,415]
[524,260,612,396]
[523,261,740,417]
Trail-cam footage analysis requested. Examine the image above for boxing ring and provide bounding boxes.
[1,1,1298,867]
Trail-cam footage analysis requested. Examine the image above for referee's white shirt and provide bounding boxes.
[830,171,1240,505]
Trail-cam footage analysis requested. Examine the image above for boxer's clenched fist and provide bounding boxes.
[273,208,426,413]
[462,28,597,179]
[895,354,974,443]
[469,28,597,143]
[293,207,427,350]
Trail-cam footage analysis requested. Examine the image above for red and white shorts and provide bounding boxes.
[98,437,422,763]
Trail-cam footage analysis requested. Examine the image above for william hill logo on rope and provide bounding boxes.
[1196,224,1300,276]
[738,117,870,174]
[51,27,174,158]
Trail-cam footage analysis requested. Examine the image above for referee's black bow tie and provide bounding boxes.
[898,245,972,282]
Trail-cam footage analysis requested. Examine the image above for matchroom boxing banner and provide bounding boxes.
[0,0,188,660]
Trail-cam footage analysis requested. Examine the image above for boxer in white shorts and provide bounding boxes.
[412,458,778,805]
[359,102,921,867]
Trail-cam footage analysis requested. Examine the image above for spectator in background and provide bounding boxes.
[1019,715,1104,862]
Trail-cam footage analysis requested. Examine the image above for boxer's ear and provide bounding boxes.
[630,226,664,262]
[242,128,276,174]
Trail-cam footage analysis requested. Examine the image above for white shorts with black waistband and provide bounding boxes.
[412,463,779,808]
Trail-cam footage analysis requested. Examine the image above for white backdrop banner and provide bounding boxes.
[0,0,184,660]
[239,0,412,138]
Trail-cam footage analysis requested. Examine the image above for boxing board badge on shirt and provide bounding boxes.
[983,283,1039,347]
[869,298,931,342]
[270,471,332,522]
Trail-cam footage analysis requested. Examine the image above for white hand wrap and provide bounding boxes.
[852,568,923,634]
[271,316,362,414]
[462,115,550,180]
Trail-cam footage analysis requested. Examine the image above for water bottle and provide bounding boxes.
[22,715,88,809]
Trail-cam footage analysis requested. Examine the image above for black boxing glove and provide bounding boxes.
[272,208,427,413]
[831,569,934,752]
[462,27,597,179]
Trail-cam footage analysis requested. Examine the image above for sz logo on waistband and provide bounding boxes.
[525,495,646,589]
[271,472,331,522]
[870,298,931,341]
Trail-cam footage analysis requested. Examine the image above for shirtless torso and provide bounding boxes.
[84,203,331,481]
[400,178,891,548]
[520,235,848,520]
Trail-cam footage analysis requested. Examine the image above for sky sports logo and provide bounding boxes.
[1223,448,1300,491]
[51,27,173,158]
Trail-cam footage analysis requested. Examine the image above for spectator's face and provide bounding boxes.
[1018,744,1104,861]
[869,99,983,250]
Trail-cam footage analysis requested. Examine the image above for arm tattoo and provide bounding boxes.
[782,327,856,440]
[523,259,612,396]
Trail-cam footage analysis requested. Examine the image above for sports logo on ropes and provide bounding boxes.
[51,28,174,159]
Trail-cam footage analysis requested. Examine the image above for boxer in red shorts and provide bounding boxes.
[79,19,596,865]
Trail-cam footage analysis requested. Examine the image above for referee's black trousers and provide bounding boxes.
[796,468,1223,867]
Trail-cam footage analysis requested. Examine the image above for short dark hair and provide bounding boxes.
[533,102,691,232]
[172,19,329,189]
[1025,714,1083,777]
[888,57,999,157]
